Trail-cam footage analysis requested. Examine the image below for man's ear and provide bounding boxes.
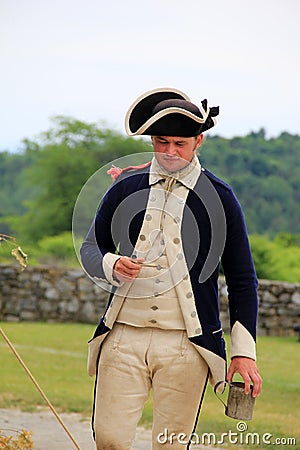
[195,133,204,149]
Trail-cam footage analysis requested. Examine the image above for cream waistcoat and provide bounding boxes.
[116,252,186,329]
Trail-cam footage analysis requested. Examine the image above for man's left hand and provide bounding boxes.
[226,357,262,397]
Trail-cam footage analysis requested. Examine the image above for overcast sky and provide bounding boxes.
[1,0,299,151]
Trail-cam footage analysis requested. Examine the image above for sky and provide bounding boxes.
[1,0,300,151]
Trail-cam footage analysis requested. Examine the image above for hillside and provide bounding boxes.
[0,119,299,239]
[200,129,300,235]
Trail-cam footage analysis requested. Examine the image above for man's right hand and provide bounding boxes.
[113,256,145,282]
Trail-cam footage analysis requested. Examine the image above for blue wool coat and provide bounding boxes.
[81,164,258,385]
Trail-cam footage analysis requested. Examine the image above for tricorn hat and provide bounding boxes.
[125,87,219,137]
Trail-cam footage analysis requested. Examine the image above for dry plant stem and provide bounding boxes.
[0,326,82,450]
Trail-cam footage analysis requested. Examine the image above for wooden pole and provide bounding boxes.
[0,326,82,450]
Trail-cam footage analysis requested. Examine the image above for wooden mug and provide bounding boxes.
[214,381,255,420]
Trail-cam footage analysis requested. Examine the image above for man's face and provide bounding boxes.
[151,134,203,172]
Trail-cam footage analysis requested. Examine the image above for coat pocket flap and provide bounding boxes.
[87,332,109,376]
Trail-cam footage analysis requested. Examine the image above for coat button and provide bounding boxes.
[157,265,162,270]
[191,311,197,318]
[183,274,189,281]
[177,253,184,260]
[139,234,146,241]
[149,319,157,324]
[150,195,156,201]
[151,306,158,310]
[155,279,161,284]
[173,237,180,244]
[195,328,201,334]
[154,292,160,297]
[186,292,193,298]
[145,214,152,221]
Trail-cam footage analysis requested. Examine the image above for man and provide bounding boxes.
[80,87,262,449]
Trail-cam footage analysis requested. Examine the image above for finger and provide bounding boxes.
[226,366,236,383]
[121,259,138,269]
[116,266,140,280]
[117,267,139,278]
[122,259,144,271]
[251,372,263,397]
[243,377,251,395]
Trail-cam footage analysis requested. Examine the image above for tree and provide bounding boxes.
[5,117,149,242]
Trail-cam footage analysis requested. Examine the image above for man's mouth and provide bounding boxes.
[163,155,180,160]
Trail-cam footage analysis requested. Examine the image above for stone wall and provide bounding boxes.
[0,264,300,337]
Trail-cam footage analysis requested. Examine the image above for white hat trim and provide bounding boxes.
[127,106,210,136]
[124,87,191,136]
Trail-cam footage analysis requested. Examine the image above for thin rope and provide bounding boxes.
[0,326,81,450]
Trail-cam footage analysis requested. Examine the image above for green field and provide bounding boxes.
[0,322,299,449]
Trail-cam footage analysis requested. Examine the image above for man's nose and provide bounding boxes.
[166,144,177,155]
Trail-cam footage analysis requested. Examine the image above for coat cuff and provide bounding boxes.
[102,253,124,287]
[230,321,256,361]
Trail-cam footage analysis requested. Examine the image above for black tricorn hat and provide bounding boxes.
[125,88,219,137]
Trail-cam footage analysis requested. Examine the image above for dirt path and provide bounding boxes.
[0,408,216,449]
[0,408,152,450]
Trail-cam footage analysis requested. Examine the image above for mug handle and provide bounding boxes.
[214,380,227,409]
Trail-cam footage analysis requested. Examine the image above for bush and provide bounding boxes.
[0,429,34,449]
[34,232,78,266]
[249,234,300,282]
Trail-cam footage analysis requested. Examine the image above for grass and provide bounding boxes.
[0,323,299,449]
[0,322,95,415]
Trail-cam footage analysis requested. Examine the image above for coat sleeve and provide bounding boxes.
[80,184,123,287]
[220,188,258,361]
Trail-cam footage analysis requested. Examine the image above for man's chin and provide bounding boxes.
[161,161,188,173]
[157,157,189,173]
